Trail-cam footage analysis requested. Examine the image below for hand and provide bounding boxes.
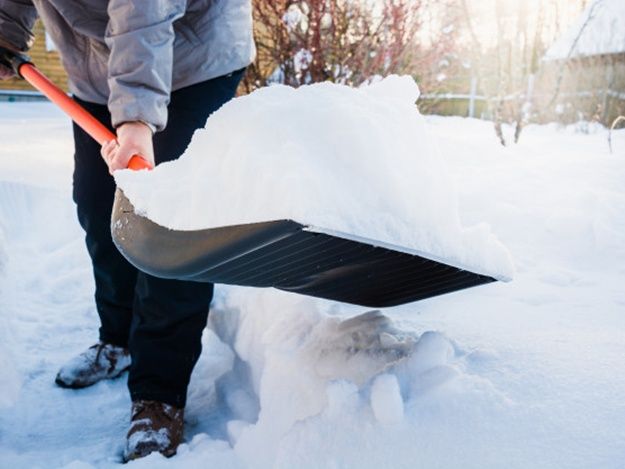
[0,63,13,80]
[101,121,155,174]
[0,42,18,80]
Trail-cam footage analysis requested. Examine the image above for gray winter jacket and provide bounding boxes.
[0,0,255,131]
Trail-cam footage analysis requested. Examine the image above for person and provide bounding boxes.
[0,0,254,461]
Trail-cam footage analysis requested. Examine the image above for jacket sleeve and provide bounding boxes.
[0,0,38,52]
[105,0,186,132]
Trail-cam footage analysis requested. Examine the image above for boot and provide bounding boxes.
[55,342,131,388]
[124,400,184,461]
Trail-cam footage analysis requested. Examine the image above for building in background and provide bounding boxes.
[541,0,625,125]
[0,21,67,101]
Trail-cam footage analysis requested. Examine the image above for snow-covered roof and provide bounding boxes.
[544,0,625,60]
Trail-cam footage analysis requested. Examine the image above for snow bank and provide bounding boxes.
[115,76,514,280]
[545,0,625,60]
[181,287,512,469]
[123,287,508,468]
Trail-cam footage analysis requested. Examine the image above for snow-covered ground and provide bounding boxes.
[0,101,624,469]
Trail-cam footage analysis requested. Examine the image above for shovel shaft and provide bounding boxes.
[18,62,152,171]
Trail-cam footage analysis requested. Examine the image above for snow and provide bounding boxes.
[370,374,404,425]
[115,76,514,280]
[125,428,171,459]
[1,101,625,468]
[282,4,308,33]
[0,223,6,274]
[544,0,625,60]
[0,220,20,409]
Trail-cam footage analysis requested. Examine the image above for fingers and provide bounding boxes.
[113,122,155,173]
[100,140,120,174]
[100,139,131,175]
[100,122,155,175]
[0,65,15,80]
[100,140,117,163]
[108,142,137,174]
[100,140,140,175]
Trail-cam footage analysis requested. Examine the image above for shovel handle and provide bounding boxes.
[15,59,152,171]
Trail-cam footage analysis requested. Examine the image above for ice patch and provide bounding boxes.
[115,76,514,280]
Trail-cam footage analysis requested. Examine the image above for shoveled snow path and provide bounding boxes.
[0,103,625,468]
[0,182,129,465]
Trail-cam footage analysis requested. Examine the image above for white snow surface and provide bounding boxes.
[545,0,625,60]
[1,102,625,468]
[0,220,19,409]
[0,225,6,275]
[114,76,514,280]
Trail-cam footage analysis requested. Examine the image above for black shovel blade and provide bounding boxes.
[111,190,497,307]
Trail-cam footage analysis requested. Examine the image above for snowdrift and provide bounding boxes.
[115,76,514,281]
[171,287,513,469]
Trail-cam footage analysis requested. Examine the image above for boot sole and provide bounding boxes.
[55,365,131,389]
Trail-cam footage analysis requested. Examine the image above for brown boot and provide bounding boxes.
[55,342,131,388]
[124,400,184,462]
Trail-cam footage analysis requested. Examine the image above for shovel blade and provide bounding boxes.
[111,190,496,307]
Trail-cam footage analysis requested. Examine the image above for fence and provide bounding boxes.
[418,86,625,125]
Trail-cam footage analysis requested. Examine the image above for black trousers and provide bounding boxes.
[72,69,244,408]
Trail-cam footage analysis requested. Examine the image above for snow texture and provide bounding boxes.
[0,224,6,271]
[544,0,625,60]
[0,217,19,409]
[115,76,514,280]
[370,373,404,425]
[1,102,625,468]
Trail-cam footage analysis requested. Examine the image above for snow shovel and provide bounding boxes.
[4,48,499,307]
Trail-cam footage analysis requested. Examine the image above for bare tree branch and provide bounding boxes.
[608,115,624,154]
[545,0,602,110]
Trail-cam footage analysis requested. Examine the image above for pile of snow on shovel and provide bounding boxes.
[115,75,514,280]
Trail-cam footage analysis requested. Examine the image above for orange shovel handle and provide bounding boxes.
[18,62,152,171]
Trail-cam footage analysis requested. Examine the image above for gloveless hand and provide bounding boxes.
[101,121,155,174]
